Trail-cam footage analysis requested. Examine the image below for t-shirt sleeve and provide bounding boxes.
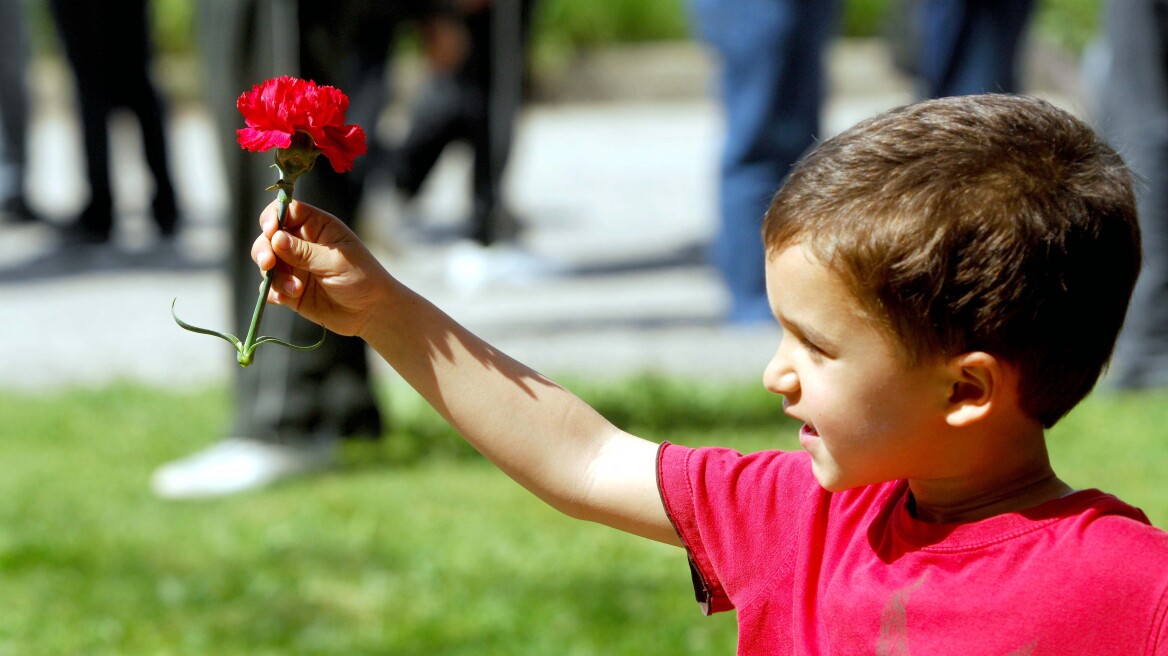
[657,441,820,615]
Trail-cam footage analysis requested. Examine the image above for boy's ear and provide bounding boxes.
[943,351,1003,428]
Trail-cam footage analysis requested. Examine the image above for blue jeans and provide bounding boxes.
[918,0,1035,97]
[690,0,837,324]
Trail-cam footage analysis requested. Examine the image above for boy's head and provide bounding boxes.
[763,94,1140,428]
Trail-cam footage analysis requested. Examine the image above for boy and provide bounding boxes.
[250,94,1168,653]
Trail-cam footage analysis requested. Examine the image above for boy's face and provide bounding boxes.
[763,245,955,491]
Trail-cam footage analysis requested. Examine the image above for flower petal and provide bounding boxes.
[313,124,367,172]
[237,127,293,152]
[235,75,365,170]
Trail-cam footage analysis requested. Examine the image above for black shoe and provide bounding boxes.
[57,222,112,247]
[470,205,521,245]
[0,197,40,225]
[153,191,180,237]
[58,201,115,246]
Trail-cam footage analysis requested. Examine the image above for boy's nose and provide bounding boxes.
[763,347,799,396]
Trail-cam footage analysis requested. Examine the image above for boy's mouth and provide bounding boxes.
[783,400,818,445]
[798,423,820,449]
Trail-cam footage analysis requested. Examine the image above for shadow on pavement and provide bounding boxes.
[0,241,221,285]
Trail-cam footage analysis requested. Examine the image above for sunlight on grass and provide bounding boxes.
[0,378,1163,653]
[1048,388,1168,527]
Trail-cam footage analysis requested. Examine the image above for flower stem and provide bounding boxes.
[237,179,294,367]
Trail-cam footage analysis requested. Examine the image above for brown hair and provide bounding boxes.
[763,94,1140,427]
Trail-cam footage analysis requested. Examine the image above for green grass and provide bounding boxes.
[0,377,1164,654]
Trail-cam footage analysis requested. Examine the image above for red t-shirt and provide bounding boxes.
[657,443,1168,655]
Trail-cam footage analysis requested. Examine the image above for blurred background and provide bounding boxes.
[3,0,1166,654]
[0,0,1096,388]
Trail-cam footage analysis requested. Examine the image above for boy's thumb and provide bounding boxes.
[273,230,321,271]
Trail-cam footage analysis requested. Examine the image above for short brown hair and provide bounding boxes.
[763,94,1140,427]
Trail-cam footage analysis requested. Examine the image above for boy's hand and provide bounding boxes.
[252,200,392,338]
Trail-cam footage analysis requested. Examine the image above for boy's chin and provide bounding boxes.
[810,461,862,493]
[810,462,842,491]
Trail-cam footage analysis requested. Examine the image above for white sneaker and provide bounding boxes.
[445,239,555,292]
[151,438,336,500]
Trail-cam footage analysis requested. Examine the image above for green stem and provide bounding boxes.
[237,180,294,367]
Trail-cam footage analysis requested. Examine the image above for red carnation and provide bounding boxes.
[173,76,366,367]
[236,76,366,173]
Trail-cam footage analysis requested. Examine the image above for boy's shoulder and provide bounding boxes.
[1026,490,1168,607]
[1032,491,1168,630]
[1067,490,1168,554]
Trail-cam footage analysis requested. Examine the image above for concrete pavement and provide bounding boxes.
[0,40,1082,392]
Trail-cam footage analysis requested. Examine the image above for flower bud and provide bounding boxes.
[274,131,321,183]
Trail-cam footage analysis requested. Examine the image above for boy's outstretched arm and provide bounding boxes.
[252,201,682,546]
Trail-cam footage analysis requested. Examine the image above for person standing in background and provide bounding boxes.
[1090,0,1168,390]
[391,0,536,248]
[48,0,181,246]
[0,0,40,226]
[688,0,838,326]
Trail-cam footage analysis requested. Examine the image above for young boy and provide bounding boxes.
[250,94,1168,654]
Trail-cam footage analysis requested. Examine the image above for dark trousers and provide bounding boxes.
[1094,0,1168,389]
[394,0,535,246]
[0,0,30,207]
[48,0,178,238]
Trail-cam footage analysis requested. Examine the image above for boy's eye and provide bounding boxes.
[799,336,826,358]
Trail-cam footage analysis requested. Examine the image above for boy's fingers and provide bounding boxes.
[260,258,308,301]
[259,202,281,236]
[252,233,276,272]
[285,268,310,297]
[259,199,315,233]
[280,199,331,233]
[272,229,326,274]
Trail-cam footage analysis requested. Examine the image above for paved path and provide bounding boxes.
[0,40,1080,391]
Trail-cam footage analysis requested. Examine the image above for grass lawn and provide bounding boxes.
[0,376,1165,654]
